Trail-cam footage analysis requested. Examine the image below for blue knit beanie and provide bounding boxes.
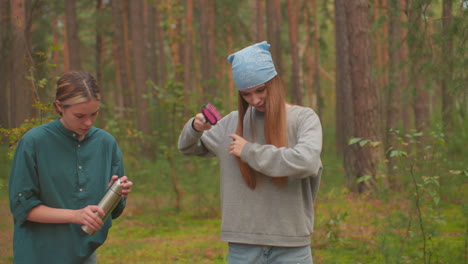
[227,41,277,91]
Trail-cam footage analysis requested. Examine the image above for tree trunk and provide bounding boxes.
[154,1,166,88]
[65,0,81,71]
[51,18,61,82]
[386,0,404,187]
[408,0,430,134]
[255,0,265,42]
[167,0,183,82]
[123,0,135,111]
[312,0,322,117]
[130,0,151,136]
[111,0,131,118]
[373,0,390,133]
[0,0,11,128]
[198,0,216,101]
[441,0,454,136]
[399,0,411,132]
[184,0,194,117]
[95,0,104,86]
[10,0,35,128]
[147,1,157,86]
[345,0,384,193]
[95,0,106,125]
[286,0,302,105]
[302,1,314,109]
[335,0,357,189]
[266,0,282,76]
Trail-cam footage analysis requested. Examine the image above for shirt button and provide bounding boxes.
[78,165,82,170]
[73,133,76,137]
[18,193,22,197]
[79,188,83,192]
[77,144,81,148]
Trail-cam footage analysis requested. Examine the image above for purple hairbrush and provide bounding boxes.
[201,103,222,125]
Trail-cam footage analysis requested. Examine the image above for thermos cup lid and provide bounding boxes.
[110,179,123,195]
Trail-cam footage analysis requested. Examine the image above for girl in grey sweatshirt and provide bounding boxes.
[178,41,322,264]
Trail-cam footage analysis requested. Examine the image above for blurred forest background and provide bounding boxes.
[0,0,467,263]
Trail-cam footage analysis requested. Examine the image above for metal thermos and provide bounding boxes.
[81,179,123,235]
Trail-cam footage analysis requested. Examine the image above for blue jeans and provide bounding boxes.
[228,243,313,264]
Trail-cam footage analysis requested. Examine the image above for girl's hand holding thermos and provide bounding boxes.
[81,175,133,235]
[75,205,105,232]
[110,175,133,197]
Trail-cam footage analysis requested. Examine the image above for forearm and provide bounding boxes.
[178,118,208,155]
[26,205,77,224]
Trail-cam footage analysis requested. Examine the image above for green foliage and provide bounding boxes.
[348,137,381,148]
[356,174,372,184]
[325,211,348,243]
[0,103,56,159]
[378,126,467,264]
[102,119,146,160]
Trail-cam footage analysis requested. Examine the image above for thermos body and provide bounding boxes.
[81,179,123,235]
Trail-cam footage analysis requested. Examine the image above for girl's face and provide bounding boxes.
[55,99,100,140]
[240,83,268,112]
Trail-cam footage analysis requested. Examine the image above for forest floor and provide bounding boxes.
[1,183,465,264]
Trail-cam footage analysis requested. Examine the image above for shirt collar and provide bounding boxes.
[52,118,98,142]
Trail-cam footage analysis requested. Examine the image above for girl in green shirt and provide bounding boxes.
[9,71,133,264]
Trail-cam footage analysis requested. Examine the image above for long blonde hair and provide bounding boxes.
[235,75,288,189]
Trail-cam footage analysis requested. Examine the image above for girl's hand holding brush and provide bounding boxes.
[192,113,213,132]
[192,103,222,132]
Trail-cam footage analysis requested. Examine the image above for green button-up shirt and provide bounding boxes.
[9,119,126,264]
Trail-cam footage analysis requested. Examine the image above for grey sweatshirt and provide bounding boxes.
[178,105,323,247]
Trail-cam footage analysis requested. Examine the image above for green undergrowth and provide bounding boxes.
[0,124,466,264]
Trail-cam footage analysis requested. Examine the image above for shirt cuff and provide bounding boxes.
[10,190,42,226]
[111,197,127,219]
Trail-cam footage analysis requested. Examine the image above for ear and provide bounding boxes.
[54,100,63,113]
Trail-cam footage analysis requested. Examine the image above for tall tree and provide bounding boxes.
[386,0,405,186]
[167,0,183,82]
[399,0,411,132]
[10,0,35,128]
[373,0,390,104]
[130,0,151,136]
[302,1,313,108]
[95,0,105,86]
[111,0,132,117]
[147,1,157,86]
[345,0,385,192]
[183,0,194,115]
[286,0,302,105]
[198,0,216,101]
[154,1,167,88]
[266,0,282,76]
[0,0,11,128]
[254,0,265,42]
[407,0,430,133]
[335,0,357,188]
[311,0,321,116]
[65,0,81,71]
[441,0,454,135]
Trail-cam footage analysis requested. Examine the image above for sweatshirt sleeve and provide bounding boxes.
[177,118,214,157]
[9,137,43,226]
[240,108,323,179]
[178,112,237,157]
